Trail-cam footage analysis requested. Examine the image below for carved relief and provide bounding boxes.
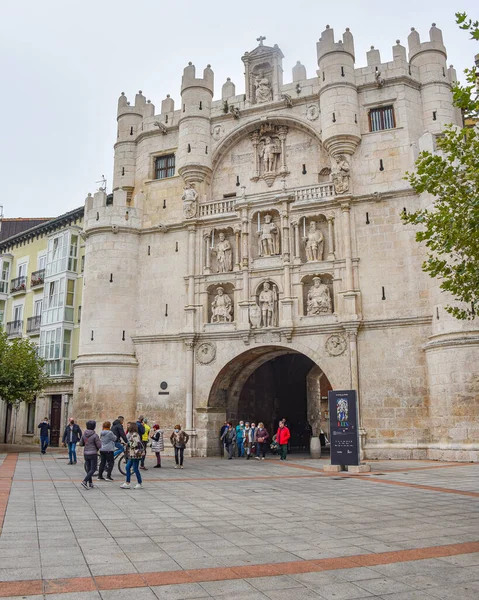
[325,334,347,356]
[211,286,233,323]
[250,124,288,187]
[211,124,224,140]
[306,104,319,121]
[211,232,233,273]
[197,342,216,365]
[182,183,198,219]
[303,221,324,262]
[257,214,280,257]
[331,154,350,195]
[254,70,273,103]
[307,277,332,315]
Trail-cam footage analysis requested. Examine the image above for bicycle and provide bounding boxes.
[114,444,127,475]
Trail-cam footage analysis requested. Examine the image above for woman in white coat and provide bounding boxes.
[151,423,164,468]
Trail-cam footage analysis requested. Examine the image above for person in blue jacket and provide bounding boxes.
[38,417,51,454]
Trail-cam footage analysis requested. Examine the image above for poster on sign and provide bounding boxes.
[328,390,359,466]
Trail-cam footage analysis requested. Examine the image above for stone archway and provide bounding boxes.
[205,345,332,454]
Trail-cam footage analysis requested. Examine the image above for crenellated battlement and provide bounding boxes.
[83,189,144,232]
[117,91,155,119]
[408,24,446,61]
[317,25,355,63]
[181,63,214,95]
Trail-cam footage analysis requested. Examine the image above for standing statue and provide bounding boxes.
[259,282,278,327]
[307,277,332,315]
[182,183,198,219]
[254,71,273,103]
[258,214,279,256]
[331,154,350,195]
[259,137,280,174]
[212,232,233,273]
[211,287,233,323]
[303,221,324,262]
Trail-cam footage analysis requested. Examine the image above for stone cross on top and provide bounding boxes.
[256,35,266,46]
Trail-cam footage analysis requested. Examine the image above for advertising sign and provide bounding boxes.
[328,390,359,466]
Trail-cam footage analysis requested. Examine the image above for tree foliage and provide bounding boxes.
[0,330,49,405]
[402,13,479,320]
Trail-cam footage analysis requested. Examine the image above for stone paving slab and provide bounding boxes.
[1,454,479,599]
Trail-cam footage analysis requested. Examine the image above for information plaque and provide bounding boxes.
[328,390,360,466]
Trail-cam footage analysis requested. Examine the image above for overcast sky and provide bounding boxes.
[1,0,477,218]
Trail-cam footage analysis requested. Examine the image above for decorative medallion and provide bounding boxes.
[306,104,319,121]
[211,124,224,141]
[325,334,347,356]
[197,342,216,365]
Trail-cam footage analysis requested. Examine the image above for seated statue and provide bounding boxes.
[211,287,233,323]
[307,277,332,315]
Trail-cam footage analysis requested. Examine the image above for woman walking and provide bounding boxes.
[170,425,189,469]
[79,420,101,489]
[254,422,269,460]
[97,421,117,482]
[62,418,82,464]
[221,423,235,460]
[243,422,254,460]
[151,423,164,468]
[121,423,144,489]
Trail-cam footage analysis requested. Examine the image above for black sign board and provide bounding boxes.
[328,390,360,466]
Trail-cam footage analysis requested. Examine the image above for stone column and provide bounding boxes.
[344,324,365,460]
[203,229,211,274]
[184,340,195,431]
[250,132,260,179]
[291,218,301,263]
[234,224,241,271]
[327,215,335,260]
[281,207,290,262]
[187,225,196,306]
[278,127,288,173]
[341,203,353,291]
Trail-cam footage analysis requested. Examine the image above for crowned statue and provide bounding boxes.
[212,232,233,273]
[307,277,332,315]
[258,214,279,256]
[211,287,233,323]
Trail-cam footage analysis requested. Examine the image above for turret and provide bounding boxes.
[177,63,214,185]
[408,24,459,132]
[317,26,361,157]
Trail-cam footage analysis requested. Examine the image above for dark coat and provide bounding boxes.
[136,421,145,438]
[38,422,50,437]
[62,423,82,444]
[111,419,128,443]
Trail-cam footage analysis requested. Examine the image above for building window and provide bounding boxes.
[26,401,36,434]
[368,106,395,132]
[154,154,175,180]
[39,327,72,376]
[68,235,78,272]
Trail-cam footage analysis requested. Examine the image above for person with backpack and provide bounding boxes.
[150,423,164,468]
[140,418,150,470]
[97,421,117,482]
[170,425,189,469]
[276,420,291,461]
[38,417,51,454]
[62,418,82,464]
[221,422,235,460]
[79,420,101,489]
[121,423,144,489]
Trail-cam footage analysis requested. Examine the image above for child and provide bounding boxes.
[151,423,164,468]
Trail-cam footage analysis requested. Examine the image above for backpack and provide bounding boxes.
[127,436,144,459]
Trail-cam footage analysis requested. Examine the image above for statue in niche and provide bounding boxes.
[211,287,233,323]
[303,221,324,262]
[254,71,273,103]
[260,136,280,173]
[331,155,350,195]
[182,183,198,219]
[307,277,332,315]
[258,282,279,328]
[212,232,233,273]
[258,214,279,257]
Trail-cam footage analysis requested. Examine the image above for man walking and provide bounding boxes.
[38,417,50,454]
[277,421,291,461]
[62,418,82,464]
[111,416,128,451]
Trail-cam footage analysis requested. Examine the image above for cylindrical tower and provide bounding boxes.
[317,25,361,157]
[177,63,214,186]
[408,24,461,133]
[72,188,143,426]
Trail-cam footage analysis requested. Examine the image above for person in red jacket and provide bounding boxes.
[276,421,291,461]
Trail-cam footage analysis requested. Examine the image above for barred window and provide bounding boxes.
[154,154,175,180]
[368,106,395,132]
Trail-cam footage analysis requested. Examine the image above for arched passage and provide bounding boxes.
[206,346,332,453]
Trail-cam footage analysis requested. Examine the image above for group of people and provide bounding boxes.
[38,415,190,490]
[220,419,291,461]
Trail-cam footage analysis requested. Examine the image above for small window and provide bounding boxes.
[26,400,36,434]
[154,154,175,180]
[368,106,395,132]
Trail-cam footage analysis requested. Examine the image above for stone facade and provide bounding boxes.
[73,25,479,461]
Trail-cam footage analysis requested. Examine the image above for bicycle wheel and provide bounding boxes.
[118,454,126,476]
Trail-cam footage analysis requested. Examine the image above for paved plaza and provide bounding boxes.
[0,452,479,599]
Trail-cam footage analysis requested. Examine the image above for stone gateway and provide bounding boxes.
[73,26,479,462]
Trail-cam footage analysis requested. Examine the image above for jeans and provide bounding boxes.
[174,446,184,466]
[140,441,147,467]
[126,458,142,484]
[225,442,233,459]
[40,436,49,453]
[67,442,77,463]
[280,444,288,460]
[98,451,114,478]
[236,439,244,457]
[84,455,98,484]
